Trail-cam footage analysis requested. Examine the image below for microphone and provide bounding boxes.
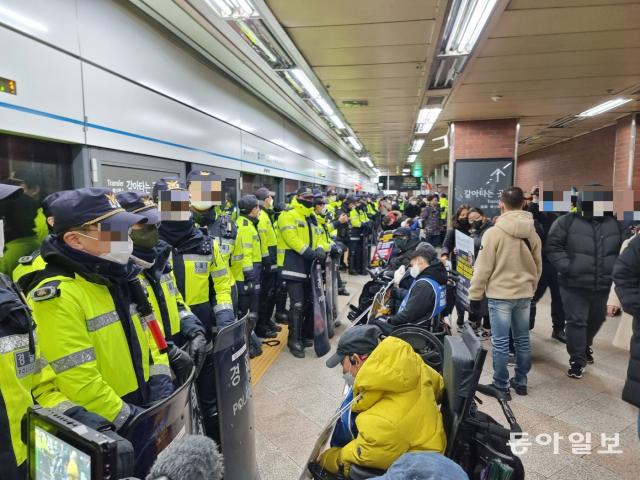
[146,435,224,480]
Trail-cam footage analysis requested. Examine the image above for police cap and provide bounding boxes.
[254,187,276,205]
[0,183,23,203]
[51,187,147,234]
[238,195,259,213]
[326,189,336,196]
[186,169,216,184]
[346,195,359,204]
[116,190,161,224]
[296,186,314,198]
[152,177,187,201]
[42,191,71,218]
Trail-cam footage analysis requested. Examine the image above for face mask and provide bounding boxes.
[343,370,355,387]
[74,231,134,265]
[410,201,417,205]
[130,224,160,248]
[190,200,215,210]
[298,198,313,209]
[0,220,4,257]
[321,205,327,215]
[410,263,421,278]
[394,238,407,248]
[458,217,469,226]
[329,196,337,202]
[471,220,483,230]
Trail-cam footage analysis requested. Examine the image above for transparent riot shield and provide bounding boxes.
[212,315,260,480]
[325,256,335,339]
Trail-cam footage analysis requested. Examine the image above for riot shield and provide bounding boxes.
[325,256,335,339]
[361,229,370,274]
[212,315,260,480]
[311,260,331,357]
[122,367,201,479]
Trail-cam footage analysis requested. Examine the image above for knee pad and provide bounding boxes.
[290,302,304,318]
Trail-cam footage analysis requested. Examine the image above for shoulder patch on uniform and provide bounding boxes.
[18,249,41,265]
[30,285,59,301]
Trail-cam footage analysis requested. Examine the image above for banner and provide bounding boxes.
[370,232,394,266]
[455,230,474,309]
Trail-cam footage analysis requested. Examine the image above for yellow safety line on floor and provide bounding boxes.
[250,325,288,386]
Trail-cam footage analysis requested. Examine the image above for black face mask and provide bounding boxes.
[471,220,483,230]
[458,217,469,226]
[298,198,313,209]
[130,224,160,248]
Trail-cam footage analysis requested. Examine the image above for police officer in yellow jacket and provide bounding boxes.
[187,170,241,316]
[272,202,292,325]
[235,196,265,351]
[153,177,233,437]
[13,190,72,282]
[18,188,175,440]
[278,187,327,358]
[0,184,136,479]
[253,188,281,337]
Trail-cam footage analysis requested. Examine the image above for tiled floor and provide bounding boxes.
[254,275,639,480]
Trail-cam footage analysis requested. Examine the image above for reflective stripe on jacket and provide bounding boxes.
[277,198,321,281]
[236,215,263,293]
[257,208,278,271]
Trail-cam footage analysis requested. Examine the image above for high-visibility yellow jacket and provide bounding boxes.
[34,207,49,242]
[21,239,173,432]
[257,208,278,273]
[0,273,72,476]
[13,248,47,282]
[320,337,446,476]
[0,236,41,278]
[235,214,263,293]
[439,197,448,220]
[366,202,376,219]
[277,198,326,281]
[165,227,234,336]
[399,198,406,211]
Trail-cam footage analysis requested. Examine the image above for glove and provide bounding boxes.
[470,300,482,316]
[330,243,342,258]
[262,256,272,271]
[187,333,207,377]
[302,246,316,262]
[167,344,195,385]
[393,265,406,285]
[244,280,255,295]
[315,246,326,263]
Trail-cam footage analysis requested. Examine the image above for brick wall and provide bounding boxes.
[453,118,518,159]
[613,115,634,197]
[516,125,617,191]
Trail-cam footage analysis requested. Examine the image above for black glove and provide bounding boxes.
[187,333,207,377]
[244,280,255,295]
[330,243,341,258]
[470,300,482,316]
[302,246,316,262]
[315,246,326,263]
[262,256,272,270]
[167,344,194,385]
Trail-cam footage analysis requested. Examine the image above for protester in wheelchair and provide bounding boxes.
[388,227,421,270]
[319,325,446,477]
[381,249,448,329]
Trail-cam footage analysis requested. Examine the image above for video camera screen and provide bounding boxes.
[35,426,91,480]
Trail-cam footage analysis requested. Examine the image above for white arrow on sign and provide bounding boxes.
[491,168,505,180]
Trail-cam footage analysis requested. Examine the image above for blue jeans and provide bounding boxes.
[425,234,440,247]
[488,298,532,388]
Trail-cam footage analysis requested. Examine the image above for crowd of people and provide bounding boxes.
[2,169,640,479]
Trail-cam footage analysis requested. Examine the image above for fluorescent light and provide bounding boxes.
[205,0,259,17]
[290,69,319,98]
[415,108,442,133]
[236,21,277,63]
[236,0,254,16]
[444,0,498,56]
[347,137,361,150]
[403,169,410,173]
[365,158,374,167]
[360,156,370,162]
[329,115,345,129]
[407,154,417,163]
[205,0,233,16]
[373,168,381,175]
[576,99,632,117]
[314,98,334,116]
[410,139,425,152]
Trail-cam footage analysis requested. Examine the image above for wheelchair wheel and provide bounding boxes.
[390,326,445,373]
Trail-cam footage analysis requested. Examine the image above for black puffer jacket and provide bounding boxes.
[545,196,628,291]
[388,237,421,270]
[612,234,640,408]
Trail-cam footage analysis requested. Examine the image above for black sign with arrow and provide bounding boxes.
[452,158,514,221]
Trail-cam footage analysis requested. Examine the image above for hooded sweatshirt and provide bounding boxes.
[319,337,446,476]
[469,210,542,300]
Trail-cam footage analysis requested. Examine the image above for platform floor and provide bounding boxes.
[254,274,639,480]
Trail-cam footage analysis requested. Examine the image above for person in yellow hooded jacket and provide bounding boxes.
[320,325,446,476]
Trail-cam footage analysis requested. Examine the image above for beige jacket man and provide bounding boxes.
[469,210,542,301]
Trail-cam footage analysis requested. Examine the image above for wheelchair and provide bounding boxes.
[305,323,524,480]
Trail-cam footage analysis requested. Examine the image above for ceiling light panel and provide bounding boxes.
[410,139,425,152]
[347,137,362,150]
[576,99,632,117]
[205,0,259,18]
[443,0,498,56]
[290,69,320,98]
[407,154,417,163]
[314,98,334,116]
[415,108,442,134]
[329,115,345,129]
[360,156,370,162]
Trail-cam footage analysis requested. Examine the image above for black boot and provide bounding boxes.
[348,251,358,276]
[288,303,305,358]
[263,289,282,332]
[203,405,220,444]
[275,282,289,324]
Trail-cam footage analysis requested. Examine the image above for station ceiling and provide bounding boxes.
[265,0,640,176]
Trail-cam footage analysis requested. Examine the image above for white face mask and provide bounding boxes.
[343,370,355,386]
[321,205,328,215]
[410,201,417,205]
[329,196,337,202]
[190,200,215,210]
[74,231,134,265]
[410,262,421,278]
[0,219,4,257]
